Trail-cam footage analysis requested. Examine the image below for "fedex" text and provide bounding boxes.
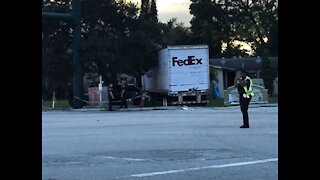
[172,56,202,66]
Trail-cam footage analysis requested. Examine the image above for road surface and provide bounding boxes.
[42,106,278,180]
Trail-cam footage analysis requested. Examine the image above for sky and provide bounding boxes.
[127,0,254,54]
[128,0,192,27]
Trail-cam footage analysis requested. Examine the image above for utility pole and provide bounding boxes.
[42,0,84,108]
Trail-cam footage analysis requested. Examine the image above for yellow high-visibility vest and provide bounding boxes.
[241,76,254,98]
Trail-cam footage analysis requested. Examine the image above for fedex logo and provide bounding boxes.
[172,56,202,66]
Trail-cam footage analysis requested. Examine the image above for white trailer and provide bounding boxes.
[141,45,210,105]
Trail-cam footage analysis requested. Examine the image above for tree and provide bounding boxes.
[149,0,158,22]
[226,0,278,57]
[140,0,158,22]
[43,0,161,99]
[139,0,160,40]
[42,0,73,99]
[80,0,161,86]
[189,0,278,57]
[236,0,278,56]
[189,0,225,58]
[261,49,274,95]
[140,0,149,20]
[268,20,278,56]
[159,18,191,46]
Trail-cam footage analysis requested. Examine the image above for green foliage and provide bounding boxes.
[150,0,158,22]
[80,0,161,83]
[268,95,278,104]
[189,0,225,58]
[159,18,191,46]
[189,0,278,58]
[261,49,275,95]
[42,0,73,99]
[43,0,161,98]
[43,99,71,109]
[42,0,278,100]
[206,98,229,107]
[140,0,158,22]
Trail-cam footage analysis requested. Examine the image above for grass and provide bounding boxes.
[268,96,278,104]
[206,95,278,107]
[206,98,230,107]
[42,99,71,109]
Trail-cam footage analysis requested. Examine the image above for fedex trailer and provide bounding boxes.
[141,45,210,105]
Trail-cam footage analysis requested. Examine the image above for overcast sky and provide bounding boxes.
[129,0,193,27]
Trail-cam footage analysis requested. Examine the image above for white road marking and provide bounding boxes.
[101,156,146,161]
[101,156,116,159]
[130,158,278,177]
[122,158,146,161]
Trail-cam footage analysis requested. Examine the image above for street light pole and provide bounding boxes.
[43,0,84,108]
[71,0,84,108]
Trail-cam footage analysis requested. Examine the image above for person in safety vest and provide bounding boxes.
[236,69,254,128]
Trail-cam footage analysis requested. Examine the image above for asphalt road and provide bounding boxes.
[42,106,278,180]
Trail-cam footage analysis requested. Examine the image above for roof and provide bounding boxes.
[165,44,209,50]
[209,57,278,71]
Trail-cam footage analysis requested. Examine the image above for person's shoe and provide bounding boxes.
[109,109,113,111]
[240,125,249,128]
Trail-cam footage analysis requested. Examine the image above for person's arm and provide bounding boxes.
[121,89,125,98]
[109,88,114,99]
[234,78,240,88]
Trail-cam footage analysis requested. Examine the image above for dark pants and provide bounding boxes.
[120,96,127,108]
[108,97,113,111]
[240,96,252,126]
